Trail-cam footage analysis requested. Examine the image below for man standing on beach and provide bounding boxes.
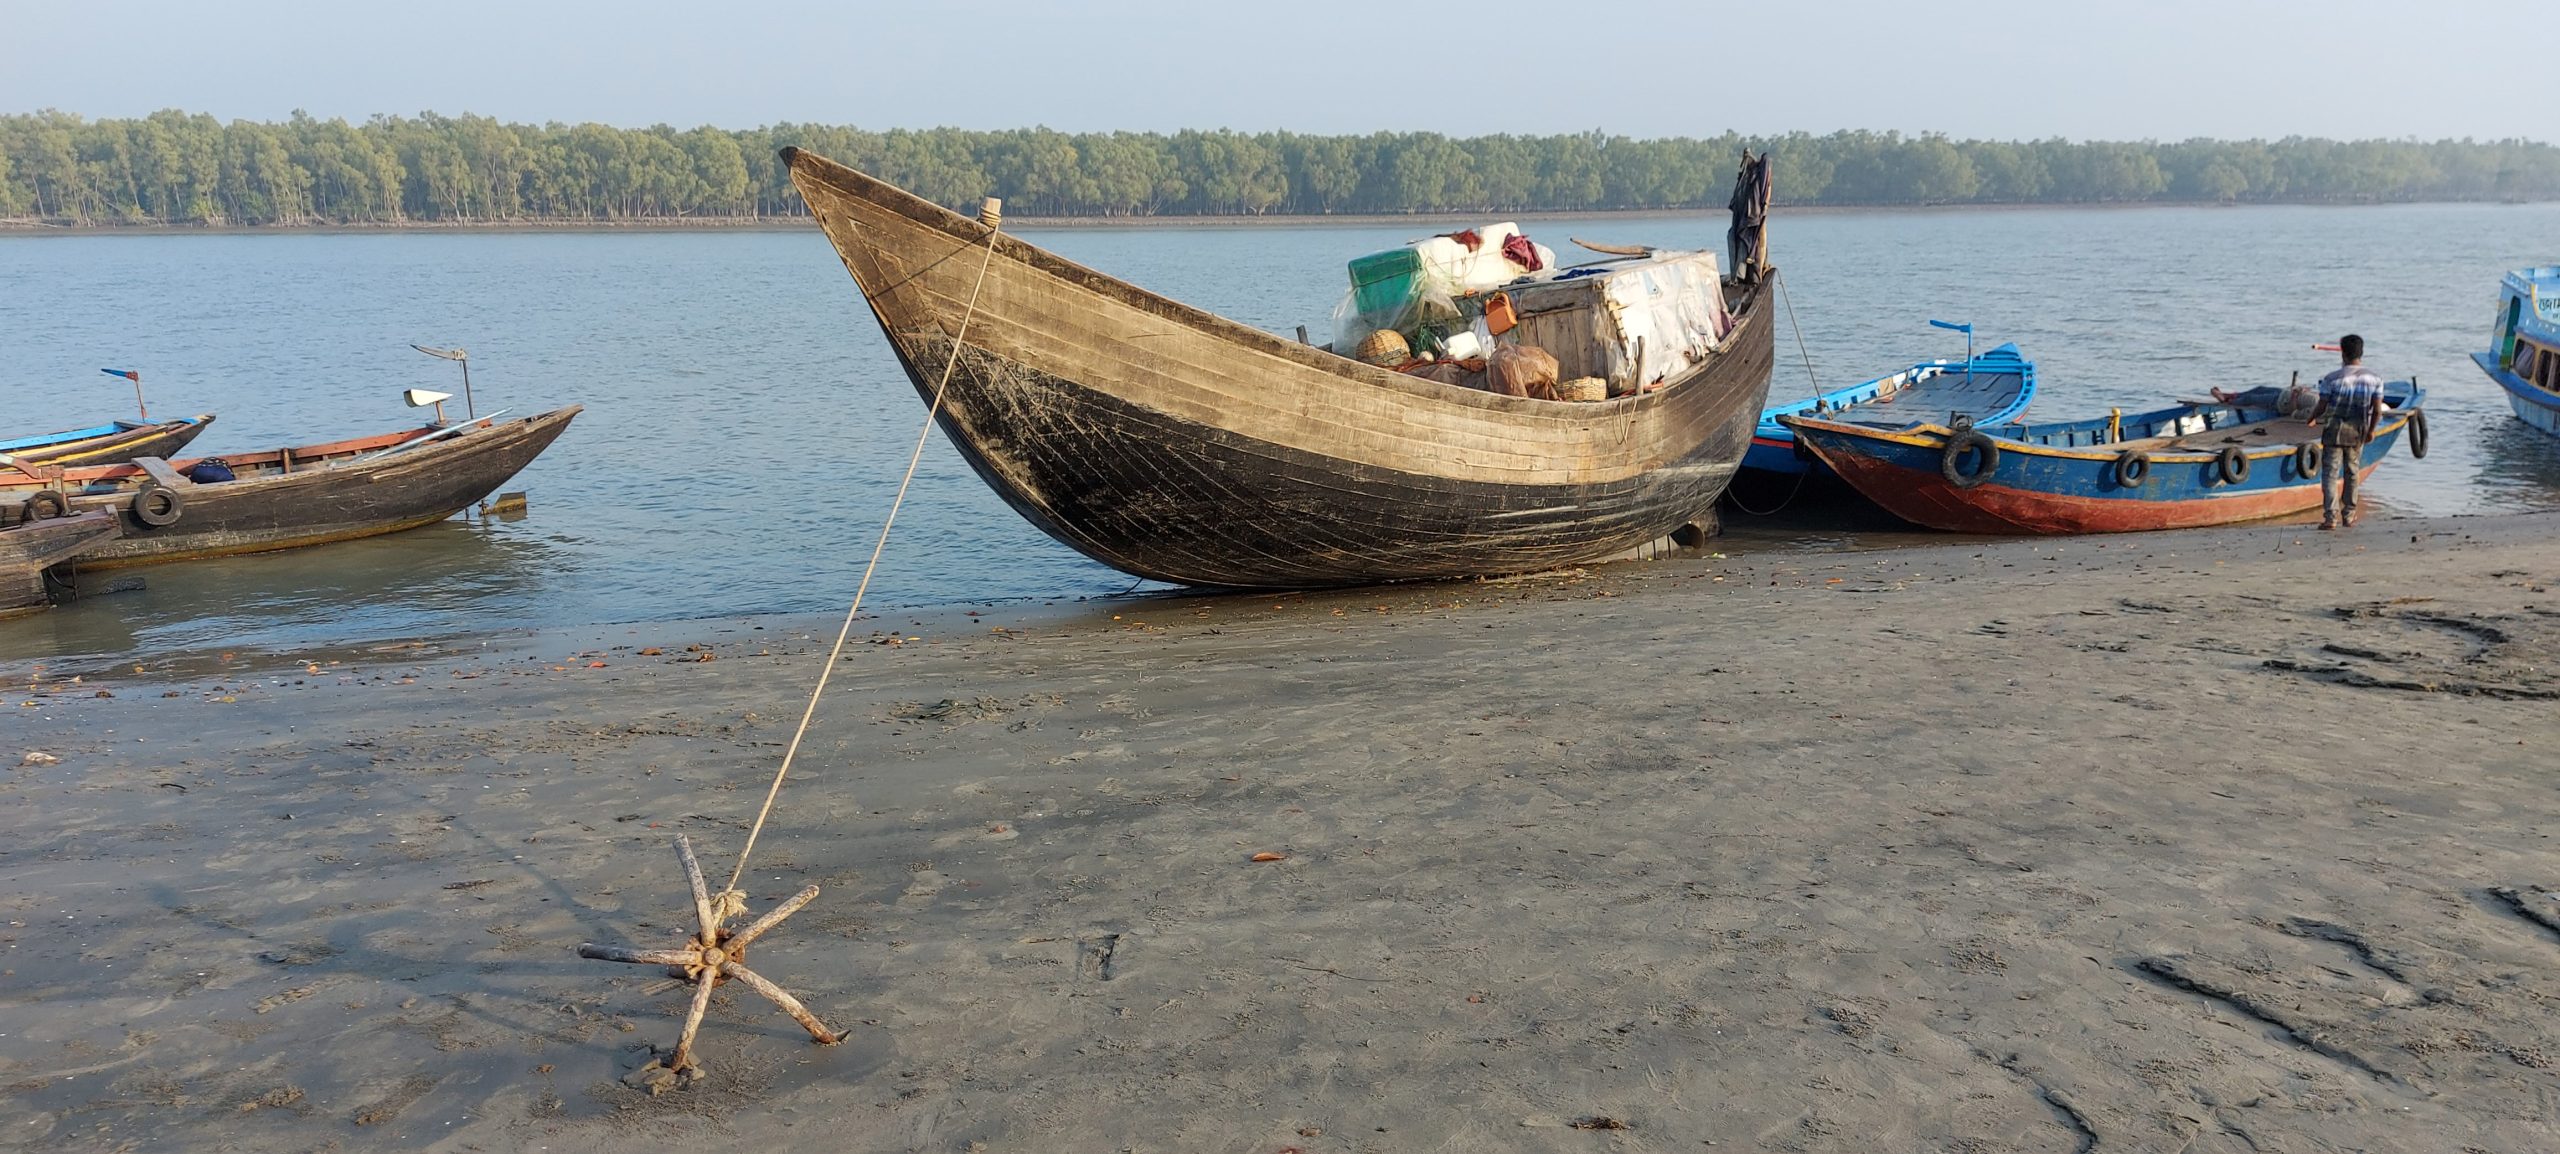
[2307,334,2385,530]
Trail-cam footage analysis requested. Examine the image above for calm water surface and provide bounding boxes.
[4,203,2558,661]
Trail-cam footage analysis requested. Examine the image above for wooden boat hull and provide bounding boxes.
[3,415,215,470]
[2473,352,2560,437]
[786,148,1775,588]
[1,408,580,567]
[1742,344,2036,478]
[1784,387,2422,535]
[1,510,119,617]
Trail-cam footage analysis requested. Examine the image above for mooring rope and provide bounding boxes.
[1726,272,1819,517]
[720,204,1006,900]
[1777,272,1820,397]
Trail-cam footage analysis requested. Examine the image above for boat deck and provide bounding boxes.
[2107,414,2321,454]
[1803,367,2030,432]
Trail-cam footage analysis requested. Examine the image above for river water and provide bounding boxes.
[5,203,2558,662]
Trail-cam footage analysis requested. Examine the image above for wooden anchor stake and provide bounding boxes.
[577,835,842,1092]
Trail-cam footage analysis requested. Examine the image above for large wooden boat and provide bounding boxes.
[2474,266,2560,437]
[1,510,119,617]
[784,147,1777,588]
[2,414,215,470]
[0,407,580,566]
[1781,383,2425,534]
[1743,342,2035,478]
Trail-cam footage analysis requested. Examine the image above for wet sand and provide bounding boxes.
[5,512,2559,1152]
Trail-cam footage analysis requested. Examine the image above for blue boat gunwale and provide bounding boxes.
[0,415,200,453]
[1779,381,2425,467]
[1754,342,2036,441]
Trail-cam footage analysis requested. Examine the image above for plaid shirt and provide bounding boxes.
[2318,364,2385,443]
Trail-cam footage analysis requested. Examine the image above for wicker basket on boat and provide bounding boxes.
[1354,329,1410,367]
[1555,376,1608,402]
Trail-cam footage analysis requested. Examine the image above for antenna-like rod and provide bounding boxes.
[411,345,475,419]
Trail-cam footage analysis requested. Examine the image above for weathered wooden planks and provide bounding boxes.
[786,147,1775,587]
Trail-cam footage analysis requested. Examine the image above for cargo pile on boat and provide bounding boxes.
[1331,224,1736,402]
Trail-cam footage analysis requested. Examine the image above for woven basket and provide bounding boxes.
[1554,376,1608,402]
[1353,329,1410,367]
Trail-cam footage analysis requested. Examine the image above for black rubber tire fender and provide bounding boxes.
[1940,430,2000,489]
[2292,442,2321,479]
[132,484,184,528]
[2407,409,2429,459]
[21,489,70,522]
[2215,445,2251,485]
[2112,450,2150,488]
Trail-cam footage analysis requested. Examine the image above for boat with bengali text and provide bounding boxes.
[1779,382,2426,534]
[0,407,580,566]
[0,510,119,617]
[1743,339,2035,478]
[784,146,1779,588]
[1,414,215,471]
[2473,266,2560,437]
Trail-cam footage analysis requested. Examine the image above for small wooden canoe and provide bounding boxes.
[1780,383,2425,534]
[1743,343,2036,477]
[786,147,1777,588]
[1,414,215,470]
[1,510,119,617]
[0,407,581,566]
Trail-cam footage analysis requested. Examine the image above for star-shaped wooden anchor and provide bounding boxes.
[578,834,842,1091]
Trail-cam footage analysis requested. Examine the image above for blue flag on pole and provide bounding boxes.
[101,368,139,382]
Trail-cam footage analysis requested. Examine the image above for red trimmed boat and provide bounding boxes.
[1779,383,2426,534]
[0,408,581,566]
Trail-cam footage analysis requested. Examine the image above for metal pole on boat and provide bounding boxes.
[99,368,147,420]
[1929,319,1974,390]
[410,345,475,420]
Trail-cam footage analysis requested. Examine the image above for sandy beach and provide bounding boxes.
[5,511,2559,1152]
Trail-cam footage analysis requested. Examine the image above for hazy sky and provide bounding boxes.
[0,0,2530,141]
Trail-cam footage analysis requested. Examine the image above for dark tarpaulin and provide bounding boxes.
[1727,149,1772,281]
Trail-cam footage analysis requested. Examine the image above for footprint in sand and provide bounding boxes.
[899,869,948,909]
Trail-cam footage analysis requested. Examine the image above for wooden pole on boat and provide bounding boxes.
[100,369,147,420]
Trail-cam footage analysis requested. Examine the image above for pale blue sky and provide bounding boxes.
[0,0,2530,140]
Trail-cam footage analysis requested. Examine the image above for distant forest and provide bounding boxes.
[3,110,2557,226]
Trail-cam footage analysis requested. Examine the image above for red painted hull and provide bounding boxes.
[1824,451,2381,534]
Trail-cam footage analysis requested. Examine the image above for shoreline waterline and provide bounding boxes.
[4,196,2553,237]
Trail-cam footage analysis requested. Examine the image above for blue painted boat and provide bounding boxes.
[2472,266,2560,438]
[1779,382,2426,534]
[1743,342,2035,477]
[0,414,215,470]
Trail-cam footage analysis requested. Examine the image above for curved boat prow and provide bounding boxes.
[784,147,1779,588]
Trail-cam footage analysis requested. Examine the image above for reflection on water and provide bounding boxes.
[2470,420,2560,509]
[28,515,575,660]
[3,203,2558,663]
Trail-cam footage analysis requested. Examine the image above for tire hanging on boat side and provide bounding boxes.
[1941,430,1999,489]
[2214,446,2250,485]
[21,489,69,522]
[2407,410,2429,458]
[2292,442,2320,478]
[2112,450,2150,488]
[132,484,184,528]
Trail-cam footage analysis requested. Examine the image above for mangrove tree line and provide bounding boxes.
[3,109,2556,226]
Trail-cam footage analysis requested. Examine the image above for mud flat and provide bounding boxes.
[4,512,2558,1152]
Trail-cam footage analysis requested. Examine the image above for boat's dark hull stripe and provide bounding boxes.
[49,411,578,567]
[898,337,1764,588]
